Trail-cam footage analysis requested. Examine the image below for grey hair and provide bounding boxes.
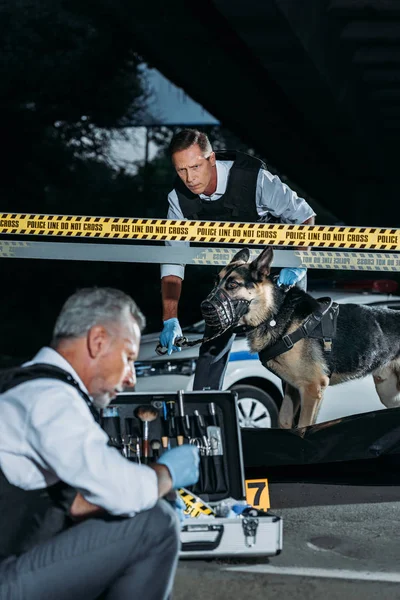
[168,128,213,158]
[51,287,145,346]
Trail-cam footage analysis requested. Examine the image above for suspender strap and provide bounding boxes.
[0,363,100,423]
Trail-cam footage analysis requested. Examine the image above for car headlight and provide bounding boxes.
[135,359,197,378]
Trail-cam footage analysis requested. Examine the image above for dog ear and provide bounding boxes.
[229,248,250,265]
[249,247,274,279]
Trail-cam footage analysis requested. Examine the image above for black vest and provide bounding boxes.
[0,364,99,560]
[175,151,265,222]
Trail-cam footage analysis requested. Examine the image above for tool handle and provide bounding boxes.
[208,402,218,427]
[142,438,150,461]
[166,399,176,418]
[177,389,185,417]
[181,526,224,552]
[194,410,206,437]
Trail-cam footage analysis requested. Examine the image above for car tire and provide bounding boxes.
[231,384,279,429]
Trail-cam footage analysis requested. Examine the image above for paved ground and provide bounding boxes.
[173,488,400,599]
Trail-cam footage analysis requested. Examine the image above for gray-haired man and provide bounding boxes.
[0,287,199,600]
[160,129,315,390]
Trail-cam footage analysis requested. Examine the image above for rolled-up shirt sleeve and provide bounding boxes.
[256,169,316,224]
[26,382,158,517]
[160,189,186,280]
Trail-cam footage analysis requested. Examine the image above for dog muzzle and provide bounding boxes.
[200,288,251,333]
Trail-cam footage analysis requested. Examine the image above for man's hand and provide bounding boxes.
[159,318,183,355]
[277,267,307,288]
[150,463,175,498]
[157,444,200,489]
[69,492,104,520]
[70,463,178,521]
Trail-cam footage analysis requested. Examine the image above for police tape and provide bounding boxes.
[192,249,400,271]
[178,488,215,518]
[1,213,400,250]
[0,241,29,258]
[297,251,400,271]
[0,238,399,271]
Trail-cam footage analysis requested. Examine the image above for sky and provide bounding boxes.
[108,67,219,172]
[144,67,219,126]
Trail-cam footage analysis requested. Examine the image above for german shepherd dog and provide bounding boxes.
[201,246,400,428]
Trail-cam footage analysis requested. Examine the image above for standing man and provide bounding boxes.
[159,128,316,391]
[0,287,199,600]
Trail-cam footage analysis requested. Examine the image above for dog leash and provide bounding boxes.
[155,329,230,356]
[155,282,293,356]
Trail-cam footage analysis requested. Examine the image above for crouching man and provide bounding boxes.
[0,287,199,600]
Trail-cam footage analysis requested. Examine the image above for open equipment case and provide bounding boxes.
[105,389,282,559]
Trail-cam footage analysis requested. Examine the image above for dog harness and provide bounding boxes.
[259,297,339,363]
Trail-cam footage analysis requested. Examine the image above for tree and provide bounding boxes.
[0,0,150,213]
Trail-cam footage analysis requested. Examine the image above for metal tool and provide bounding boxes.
[165,397,178,446]
[176,390,191,444]
[135,437,141,464]
[207,403,223,456]
[193,410,211,455]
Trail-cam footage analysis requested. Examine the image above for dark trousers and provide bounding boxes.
[0,500,180,600]
[193,274,308,392]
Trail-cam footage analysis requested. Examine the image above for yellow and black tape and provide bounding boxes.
[298,251,400,271]
[193,249,400,271]
[1,212,400,250]
[0,241,29,258]
[178,488,215,518]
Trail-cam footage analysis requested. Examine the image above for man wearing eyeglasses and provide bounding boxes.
[159,128,316,391]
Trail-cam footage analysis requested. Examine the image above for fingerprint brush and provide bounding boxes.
[135,405,159,464]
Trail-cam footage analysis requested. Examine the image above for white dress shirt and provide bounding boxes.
[0,347,158,517]
[161,160,316,280]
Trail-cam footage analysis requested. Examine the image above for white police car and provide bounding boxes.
[135,280,400,428]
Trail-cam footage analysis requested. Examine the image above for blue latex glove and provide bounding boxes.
[159,318,183,355]
[157,444,200,489]
[277,267,307,288]
[231,504,253,515]
[164,491,187,522]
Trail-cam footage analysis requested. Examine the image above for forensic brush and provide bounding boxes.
[135,405,159,464]
[150,439,161,461]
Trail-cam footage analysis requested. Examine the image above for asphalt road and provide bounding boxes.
[173,490,400,600]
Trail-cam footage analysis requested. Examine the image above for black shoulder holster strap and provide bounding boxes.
[0,363,100,423]
[259,298,339,363]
